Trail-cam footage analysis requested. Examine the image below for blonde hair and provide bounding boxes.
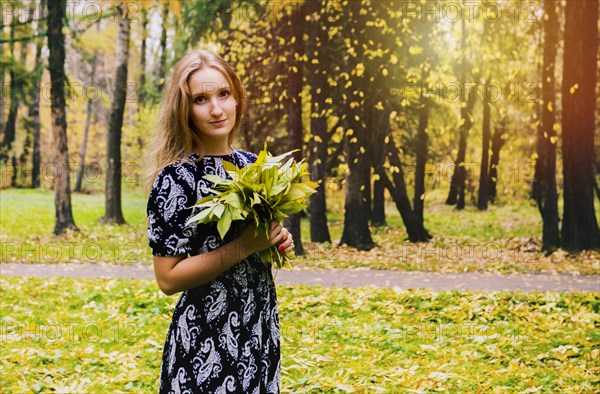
[143,49,247,193]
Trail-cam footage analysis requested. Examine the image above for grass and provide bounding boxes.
[1,187,598,274]
[1,276,598,393]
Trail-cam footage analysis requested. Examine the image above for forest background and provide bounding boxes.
[1,0,599,272]
[1,0,599,392]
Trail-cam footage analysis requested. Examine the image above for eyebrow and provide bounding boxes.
[191,86,231,98]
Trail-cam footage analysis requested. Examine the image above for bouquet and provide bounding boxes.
[186,143,318,268]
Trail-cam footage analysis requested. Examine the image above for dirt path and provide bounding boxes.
[1,263,598,292]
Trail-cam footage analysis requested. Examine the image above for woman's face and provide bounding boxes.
[188,67,237,143]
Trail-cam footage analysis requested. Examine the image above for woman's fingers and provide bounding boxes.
[266,222,296,252]
[277,228,294,253]
[267,221,283,246]
[269,223,282,237]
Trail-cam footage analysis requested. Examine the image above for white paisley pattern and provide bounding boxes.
[147,149,280,393]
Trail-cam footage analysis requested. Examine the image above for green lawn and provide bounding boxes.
[0,276,598,393]
[0,187,598,274]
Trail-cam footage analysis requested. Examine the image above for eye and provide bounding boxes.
[194,95,207,103]
[219,90,231,100]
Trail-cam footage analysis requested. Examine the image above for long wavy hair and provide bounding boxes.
[143,49,247,193]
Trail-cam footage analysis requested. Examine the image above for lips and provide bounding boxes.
[210,119,226,125]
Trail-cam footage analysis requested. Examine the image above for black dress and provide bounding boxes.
[147,149,280,393]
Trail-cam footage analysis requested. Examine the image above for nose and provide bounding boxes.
[209,97,223,117]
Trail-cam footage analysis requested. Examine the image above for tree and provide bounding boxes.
[532,0,560,252]
[47,0,78,235]
[376,133,431,242]
[75,52,97,193]
[156,3,169,93]
[283,2,306,256]
[368,88,388,227]
[139,6,149,108]
[488,117,506,203]
[1,8,31,168]
[338,0,375,250]
[560,0,600,251]
[410,10,439,223]
[446,18,477,210]
[306,1,333,243]
[11,4,35,187]
[0,8,4,139]
[102,3,130,224]
[477,77,492,210]
[30,0,46,188]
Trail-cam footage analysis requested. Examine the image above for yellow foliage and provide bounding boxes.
[409,46,423,55]
[356,63,365,77]
[569,84,579,94]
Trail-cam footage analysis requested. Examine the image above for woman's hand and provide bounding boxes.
[277,226,294,254]
[238,220,293,256]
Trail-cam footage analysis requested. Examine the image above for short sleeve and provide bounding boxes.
[147,163,197,257]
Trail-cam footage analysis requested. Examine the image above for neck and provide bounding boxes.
[195,138,232,156]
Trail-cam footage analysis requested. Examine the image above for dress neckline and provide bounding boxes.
[189,149,237,160]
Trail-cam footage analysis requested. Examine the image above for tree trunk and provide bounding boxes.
[1,17,19,165]
[157,4,169,93]
[477,77,492,210]
[31,0,45,188]
[447,89,476,210]
[377,133,431,242]
[0,15,6,145]
[370,95,388,227]
[371,177,386,226]
[283,4,306,256]
[139,7,148,108]
[561,0,600,251]
[102,4,130,225]
[75,53,97,193]
[414,83,430,221]
[47,0,78,235]
[29,80,41,188]
[339,0,374,251]
[4,3,36,175]
[533,0,560,252]
[307,3,331,243]
[13,18,32,188]
[446,19,476,210]
[488,118,506,203]
[362,96,376,223]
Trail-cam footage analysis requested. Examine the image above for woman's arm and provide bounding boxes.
[153,221,290,295]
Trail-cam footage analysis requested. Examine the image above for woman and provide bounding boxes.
[144,49,293,393]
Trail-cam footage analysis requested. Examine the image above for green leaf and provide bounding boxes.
[186,208,212,225]
[224,192,243,210]
[202,174,224,183]
[212,204,225,218]
[222,160,240,173]
[278,200,306,214]
[217,209,232,240]
[285,184,308,201]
